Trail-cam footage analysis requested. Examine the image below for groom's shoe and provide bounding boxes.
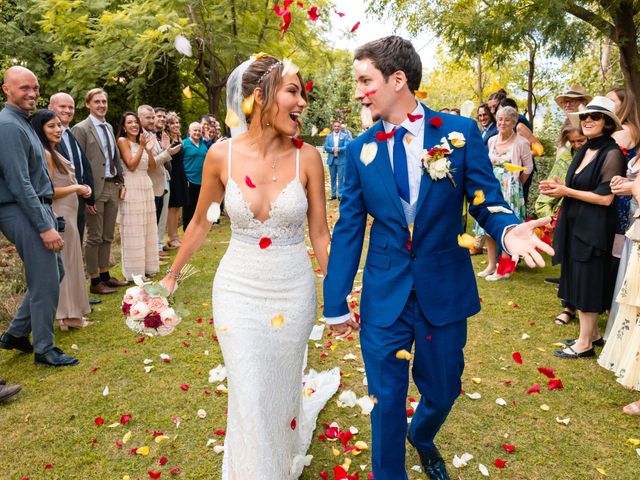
[0,332,34,353]
[407,433,450,480]
[34,347,79,367]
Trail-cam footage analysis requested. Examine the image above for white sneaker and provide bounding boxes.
[477,268,496,278]
[486,272,510,281]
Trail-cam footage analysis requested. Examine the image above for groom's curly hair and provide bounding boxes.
[354,36,422,92]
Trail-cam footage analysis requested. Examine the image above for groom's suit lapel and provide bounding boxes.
[372,123,406,221]
[415,104,436,217]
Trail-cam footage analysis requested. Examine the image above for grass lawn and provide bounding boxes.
[1,195,639,480]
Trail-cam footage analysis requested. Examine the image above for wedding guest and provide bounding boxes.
[32,109,92,330]
[541,97,626,358]
[116,112,159,281]
[475,106,533,281]
[182,121,208,229]
[555,85,592,114]
[450,108,460,115]
[598,172,640,414]
[323,120,350,200]
[200,115,214,149]
[0,379,21,402]
[165,112,187,248]
[72,88,128,294]
[0,66,78,367]
[477,103,497,145]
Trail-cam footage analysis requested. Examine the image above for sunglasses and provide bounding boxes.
[578,112,605,122]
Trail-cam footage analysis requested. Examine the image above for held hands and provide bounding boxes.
[333,146,339,154]
[503,217,555,268]
[610,175,633,196]
[86,204,98,215]
[538,177,567,198]
[328,313,360,339]
[77,184,92,198]
[40,228,64,252]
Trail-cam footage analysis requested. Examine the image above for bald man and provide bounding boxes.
[0,66,78,367]
[49,92,95,242]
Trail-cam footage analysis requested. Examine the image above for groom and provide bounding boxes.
[323,36,553,480]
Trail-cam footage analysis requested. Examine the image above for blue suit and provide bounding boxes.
[323,130,350,198]
[323,105,519,479]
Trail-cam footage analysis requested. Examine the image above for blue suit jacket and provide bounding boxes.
[323,131,350,166]
[323,105,520,327]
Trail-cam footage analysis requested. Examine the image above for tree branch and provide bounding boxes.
[563,1,615,39]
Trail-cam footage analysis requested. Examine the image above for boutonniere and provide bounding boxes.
[420,137,457,187]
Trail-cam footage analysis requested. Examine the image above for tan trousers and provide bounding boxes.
[85,181,120,275]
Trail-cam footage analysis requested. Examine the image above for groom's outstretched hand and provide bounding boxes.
[503,217,555,268]
[328,314,360,338]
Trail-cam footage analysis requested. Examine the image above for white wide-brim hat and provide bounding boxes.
[568,96,623,131]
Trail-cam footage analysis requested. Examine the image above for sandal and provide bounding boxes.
[553,345,595,359]
[554,309,575,325]
[623,400,640,416]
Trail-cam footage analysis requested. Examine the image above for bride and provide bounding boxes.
[161,55,340,479]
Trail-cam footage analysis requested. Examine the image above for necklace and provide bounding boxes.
[271,156,277,182]
[496,131,515,145]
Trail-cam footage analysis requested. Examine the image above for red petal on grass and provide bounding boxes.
[320,472,329,479]
[153,431,164,437]
[182,341,190,347]
[94,417,104,426]
[427,116,443,128]
[136,337,145,343]
[44,464,53,470]
[375,129,396,142]
[170,468,181,475]
[307,6,320,21]
[406,408,415,416]
[526,383,541,394]
[180,384,189,391]
[548,378,564,390]
[214,429,226,435]
[115,441,123,447]
[538,367,555,379]
[351,21,360,32]
[291,417,297,430]
[340,429,353,447]
[159,457,169,465]
[495,459,508,468]
[245,175,256,188]
[320,352,328,358]
[364,89,377,97]
[259,237,272,249]
[502,443,516,453]
[512,352,523,365]
[407,113,423,122]
[148,472,162,479]
[120,414,133,425]
[305,80,314,92]
[292,136,304,149]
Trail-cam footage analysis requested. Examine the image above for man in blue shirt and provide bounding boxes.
[0,66,78,367]
[323,120,350,200]
[182,121,208,229]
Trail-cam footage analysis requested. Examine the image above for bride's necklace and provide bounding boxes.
[271,156,277,182]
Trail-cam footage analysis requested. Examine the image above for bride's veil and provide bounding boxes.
[225,58,255,138]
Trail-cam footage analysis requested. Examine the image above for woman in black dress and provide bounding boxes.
[165,112,188,248]
[540,96,627,359]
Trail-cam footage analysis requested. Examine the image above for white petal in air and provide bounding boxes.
[174,35,192,57]
[206,202,221,223]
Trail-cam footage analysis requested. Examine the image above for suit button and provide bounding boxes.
[411,254,417,260]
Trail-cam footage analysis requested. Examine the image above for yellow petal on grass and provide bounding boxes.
[155,435,170,444]
[341,457,352,471]
[137,445,149,456]
[627,438,640,446]
[182,86,192,99]
[225,109,240,128]
[242,94,255,115]
[332,446,341,457]
[471,377,482,384]
[123,476,131,480]
[540,404,550,411]
[122,431,132,444]
[596,467,608,476]
[472,190,485,206]
[395,349,412,360]
[457,233,475,249]
[271,314,285,328]
[354,441,369,450]
[503,162,526,172]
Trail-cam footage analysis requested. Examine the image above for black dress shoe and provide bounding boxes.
[407,433,450,480]
[34,347,79,367]
[0,383,21,402]
[564,337,605,347]
[553,345,595,359]
[89,297,102,305]
[0,332,34,353]
[104,277,129,288]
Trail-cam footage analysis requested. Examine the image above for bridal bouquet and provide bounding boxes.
[122,267,196,336]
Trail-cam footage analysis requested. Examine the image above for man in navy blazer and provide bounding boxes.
[323,120,350,200]
[323,36,553,480]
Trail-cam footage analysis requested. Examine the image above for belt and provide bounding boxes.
[104,177,118,183]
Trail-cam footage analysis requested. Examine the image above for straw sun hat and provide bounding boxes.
[568,95,623,131]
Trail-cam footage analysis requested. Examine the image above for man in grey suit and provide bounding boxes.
[72,88,128,295]
[0,66,78,367]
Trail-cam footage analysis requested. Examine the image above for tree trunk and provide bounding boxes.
[611,2,640,114]
[476,53,483,103]
[526,42,536,127]
[600,38,612,92]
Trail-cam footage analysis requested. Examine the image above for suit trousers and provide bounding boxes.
[77,197,87,243]
[0,203,64,354]
[85,181,120,275]
[360,292,467,479]
[328,162,345,198]
[182,182,201,231]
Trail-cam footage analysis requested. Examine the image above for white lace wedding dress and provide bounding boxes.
[212,141,340,479]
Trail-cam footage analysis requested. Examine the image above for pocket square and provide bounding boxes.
[360,142,378,166]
